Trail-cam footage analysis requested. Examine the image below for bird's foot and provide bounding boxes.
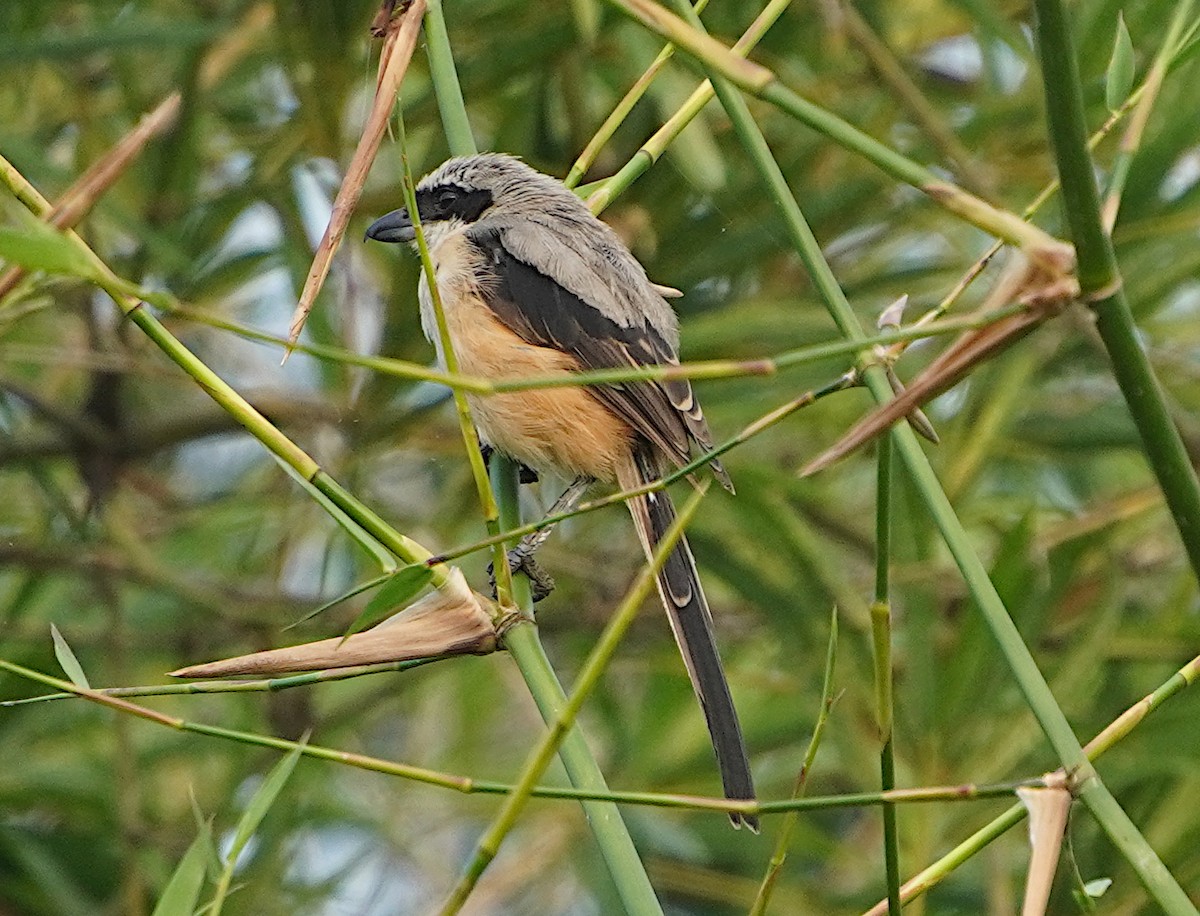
[488,546,555,602]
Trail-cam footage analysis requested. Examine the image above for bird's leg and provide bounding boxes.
[489,475,593,602]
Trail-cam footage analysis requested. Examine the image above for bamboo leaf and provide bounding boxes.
[1106,14,1135,111]
[0,222,100,282]
[341,564,435,641]
[50,624,90,689]
[209,739,306,915]
[151,828,212,916]
[273,457,397,573]
[285,572,396,630]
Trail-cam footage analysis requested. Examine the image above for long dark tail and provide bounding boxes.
[618,446,757,830]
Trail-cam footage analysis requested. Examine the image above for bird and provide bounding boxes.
[366,153,756,829]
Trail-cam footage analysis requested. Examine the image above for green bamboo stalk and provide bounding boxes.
[440,485,710,915]
[486,463,659,911]
[565,0,710,188]
[602,0,1070,261]
[664,4,1192,910]
[872,436,901,915]
[586,0,795,214]
[422,0,476,156]
[1033,0,1200,586]
[749,606,839,916]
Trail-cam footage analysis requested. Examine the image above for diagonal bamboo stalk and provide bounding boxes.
[665,2,1193,911]
[436,487,710,915]
[0,153,449,588]
[602,0,1074,269]
[880,653,1200,914]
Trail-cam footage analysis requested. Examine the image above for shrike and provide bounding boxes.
[366,153,755,828]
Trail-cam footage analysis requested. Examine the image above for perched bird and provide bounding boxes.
[366,153,756,828]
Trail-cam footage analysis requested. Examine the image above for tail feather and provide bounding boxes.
[619,447,757,830]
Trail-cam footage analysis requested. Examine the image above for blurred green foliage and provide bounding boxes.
[0,0,1198,913]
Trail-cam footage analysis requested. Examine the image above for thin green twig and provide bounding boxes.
[164,295,1023,393]
[427,373,856,567]
[604,0,1070,260]
[6,655,1197,823]
[0,659,442,706]
[749,606,839,916]
[565,0,710,188]
[1099,0,1197,230]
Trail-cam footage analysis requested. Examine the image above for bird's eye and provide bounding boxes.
[438,191,457,210]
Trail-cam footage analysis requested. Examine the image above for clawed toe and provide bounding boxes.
[487,549,555,602]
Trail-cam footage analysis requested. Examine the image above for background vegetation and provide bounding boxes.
[1,0,1198,913]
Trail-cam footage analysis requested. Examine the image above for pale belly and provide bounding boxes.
[420,232,632,483]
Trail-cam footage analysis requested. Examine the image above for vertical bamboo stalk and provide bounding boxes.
[1032,0,1200,584]
[418,8,660,910]
[873,436,901,914]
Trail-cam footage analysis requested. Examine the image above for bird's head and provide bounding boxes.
[365,153,573,248]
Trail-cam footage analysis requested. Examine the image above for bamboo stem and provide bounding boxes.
[1033,0,1200,587]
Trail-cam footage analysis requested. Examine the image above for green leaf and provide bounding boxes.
[210,739,307,913]
[273,457,397,572]
[50,624,91,689]
[285,571,395,630]
[151,828,211,916]
[341,563,434,641]
[1106,13,1135,111]
[0,220,100,281]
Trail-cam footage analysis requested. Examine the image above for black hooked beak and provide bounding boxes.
[365,207,415,244]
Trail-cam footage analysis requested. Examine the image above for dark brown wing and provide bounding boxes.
[468,226,731,488]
